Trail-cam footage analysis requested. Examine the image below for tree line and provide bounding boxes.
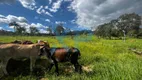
[0,22,93,36]
[95,13,142,39]
[8,22,65,36]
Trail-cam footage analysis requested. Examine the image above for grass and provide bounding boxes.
[0,35,142,80]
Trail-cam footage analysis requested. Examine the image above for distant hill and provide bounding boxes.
[65,30,94,35]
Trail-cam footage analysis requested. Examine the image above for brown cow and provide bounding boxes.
[40,47,82,75]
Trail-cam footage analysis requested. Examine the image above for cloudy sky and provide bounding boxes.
[0,0,142,33]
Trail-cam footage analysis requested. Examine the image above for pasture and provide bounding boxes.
[0,35,142,80]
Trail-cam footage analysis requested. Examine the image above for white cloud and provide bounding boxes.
[21,23,46,33]
[49,0,63,12]
[69,0,142,28]
[45,19,50,22]
[55,21,66,24]
[0,27,3,30]
[0,14,27,24]
[49,0,52,4]
[19,0,37,10]
[0,0,15,4]
[41,9,46,13]
[14,22,47,33]
[36,6,43,14]
[64,0,72,2]
[0,15,5,18]
[71,19,76,24]
[0,14,30,30]
[39,29,49,33]
[45,12,53,17]
[45,6,48,9]
[31,23,46,28]
[36,6,53,17]
[0,14,47,33]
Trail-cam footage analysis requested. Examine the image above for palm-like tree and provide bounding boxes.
[9,22,26,35]
[47,26,52,35]
[9,22,19,32]
[29,26,39,35]
[55,24,65,35]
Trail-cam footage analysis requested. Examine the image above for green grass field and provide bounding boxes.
[0,35,142,80]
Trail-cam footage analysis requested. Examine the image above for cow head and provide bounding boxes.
[38,40,51,58]
[37,40,50,49]
[39,46,51,59]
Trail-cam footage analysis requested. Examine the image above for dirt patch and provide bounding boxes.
[64,66,74,73]
[129,48,142,55]
[82,65,93,72]
[62,65,94,73]
[40,78,49,80]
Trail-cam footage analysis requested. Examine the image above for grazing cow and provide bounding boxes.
[40,47,82,75]
[0,43,46,75]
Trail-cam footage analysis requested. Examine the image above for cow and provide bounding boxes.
[40,47,82,75]
[0,41,49,75]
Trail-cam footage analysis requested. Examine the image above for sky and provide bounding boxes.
[0,0,142,33]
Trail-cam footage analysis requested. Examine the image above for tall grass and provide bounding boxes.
[0,35,142,80]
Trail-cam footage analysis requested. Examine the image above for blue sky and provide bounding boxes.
[0,0,142,33]
[0,0,88,33]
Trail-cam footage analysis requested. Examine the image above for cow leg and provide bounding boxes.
[47,59,54,71]
[47,63,54,72]
[70,55,78,72]
[74,62,82,73]
[53,59,59,76]
[71,60,82,73]
[1,59,9,75]
[70,53,82,73]
[30,57,36,72]
[73,62,78,72]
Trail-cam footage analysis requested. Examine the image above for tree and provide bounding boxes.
[29,26,39,35]
[95,13,141,38]
[9,22,19,32]
[9,22,26,35]
[47,26,52,35]
[55,23,65,35]
[67,28,74,39]
[16,27,26,34]
[117,13,141,36]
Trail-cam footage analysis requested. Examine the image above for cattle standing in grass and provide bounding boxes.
[0,43,48,75]
[40,47,82,75]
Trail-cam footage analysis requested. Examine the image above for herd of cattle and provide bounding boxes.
[0,40,82,76]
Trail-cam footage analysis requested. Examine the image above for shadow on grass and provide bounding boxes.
[1,58,50,80]
[1,58,96,80]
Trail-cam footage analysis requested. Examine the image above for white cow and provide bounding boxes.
[0,43,41,75]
